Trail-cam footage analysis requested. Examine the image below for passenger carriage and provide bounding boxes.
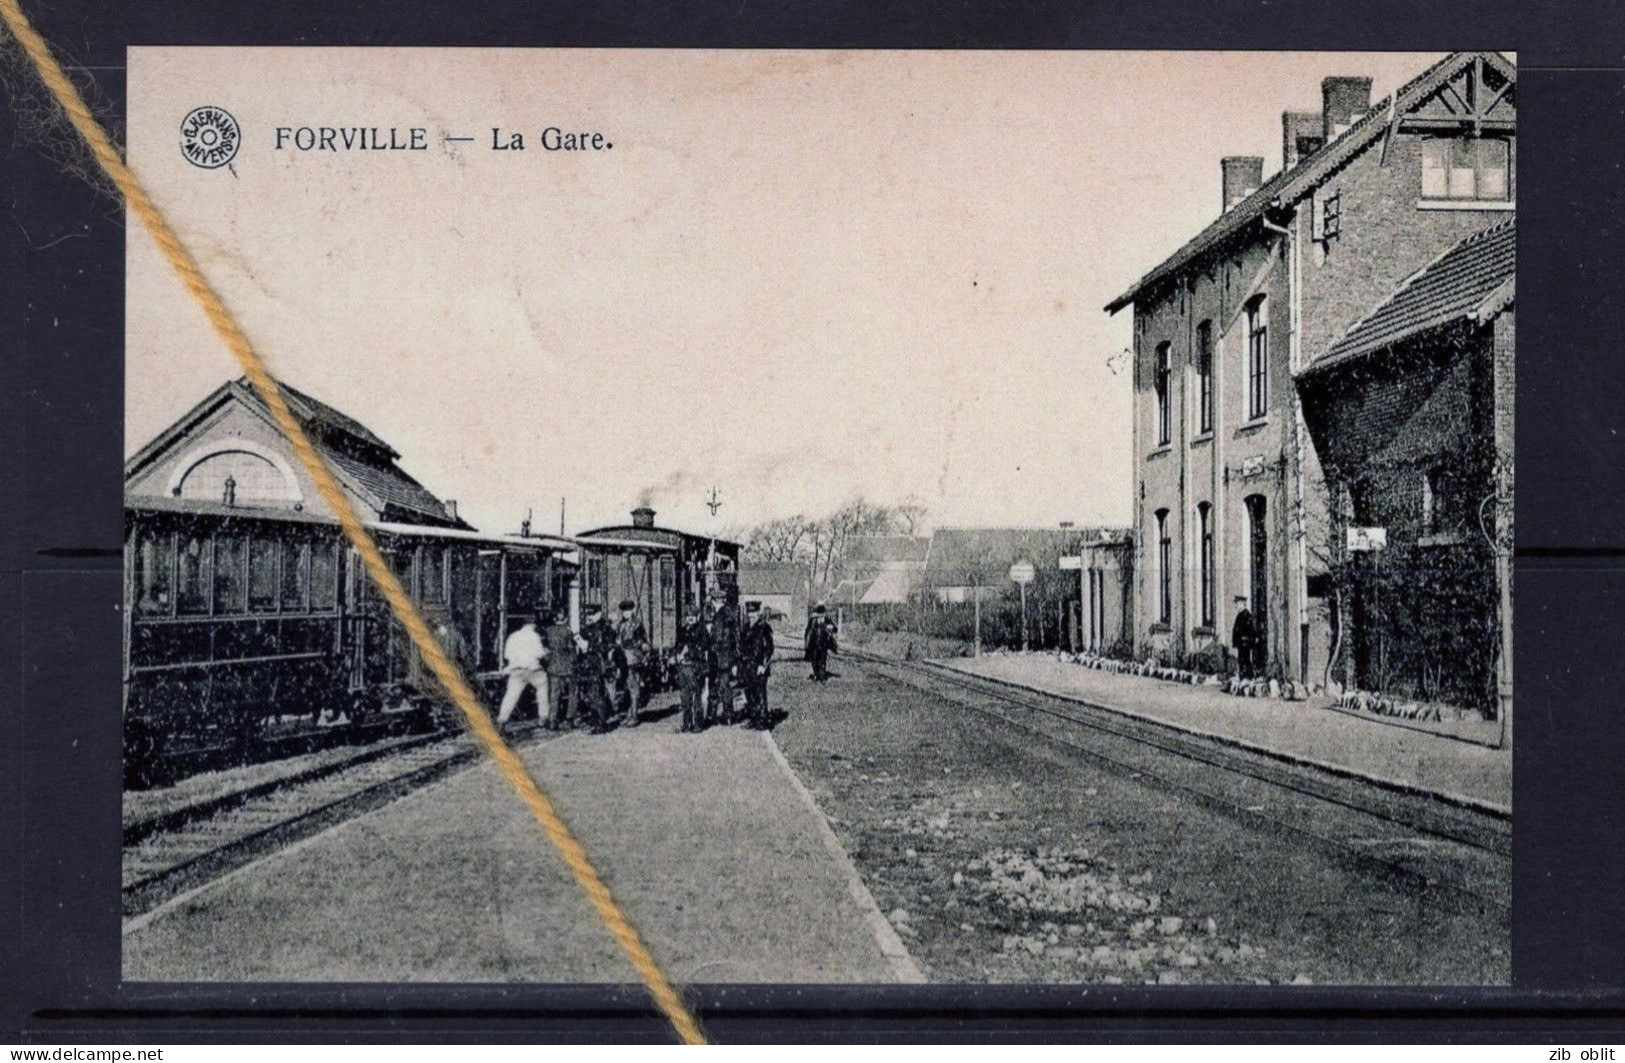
[121,378,576,784]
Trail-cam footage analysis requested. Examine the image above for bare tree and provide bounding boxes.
[744,514,814,563]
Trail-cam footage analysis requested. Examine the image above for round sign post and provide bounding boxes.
[1009,562,1035,652]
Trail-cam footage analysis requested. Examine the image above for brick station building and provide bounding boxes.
[1104,51,1515,692]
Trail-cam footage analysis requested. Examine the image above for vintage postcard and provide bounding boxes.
[120,48,1513,986]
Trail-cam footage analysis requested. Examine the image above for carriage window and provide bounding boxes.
[176,532,211,615]
[214,533,246,613]
[420,545,446,604]
[310,541,339,610]
[586,557,605,595]
[248,536,279,611]
[134,528,174,616]
[660,557,676,611]
[281,539,310,610]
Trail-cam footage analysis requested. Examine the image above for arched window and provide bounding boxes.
[1154,508,1172,625]
[1154,342,1172,446]
[1197,501,1214,628]
[1246,296,1269,421]
[176,448,300,505]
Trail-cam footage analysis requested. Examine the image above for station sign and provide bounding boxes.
[1347,527,1388,552]
[1009,561,1036,584]
[1058,555,1083,570]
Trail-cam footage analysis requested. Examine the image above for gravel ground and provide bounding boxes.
[772,661,1510,986]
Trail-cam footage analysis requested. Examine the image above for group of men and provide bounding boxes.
[493,589,781,733]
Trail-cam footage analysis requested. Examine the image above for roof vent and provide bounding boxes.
[631,506,656,529]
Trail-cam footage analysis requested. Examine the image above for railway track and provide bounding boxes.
[122,722,540,918]
[844,649,1511,911]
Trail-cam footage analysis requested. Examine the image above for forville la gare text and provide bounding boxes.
[272,125,613,152]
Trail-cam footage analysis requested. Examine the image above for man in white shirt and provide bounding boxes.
[496,613,549,727]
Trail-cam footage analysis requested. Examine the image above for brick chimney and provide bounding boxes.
[1282,111,1324,171]
[631,505,656,529]
[1321,76,1373,141]
[445,499,458,521]
[1221,156,1264,212]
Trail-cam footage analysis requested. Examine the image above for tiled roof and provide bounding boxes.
[272,379,398,457]
[925,526,1101,584]
[1308,218,1514,373]
[847,535,931,567]
[740,562,810,597]
[1105,51,1515,314]
[318,444,459,525]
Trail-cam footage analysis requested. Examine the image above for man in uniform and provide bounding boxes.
[706,588,740,726]
[804,603,837,682]
[674,611,708,732]
[615,598,651,727]
[541,605,576,729]
[573,604,616,732]
[497,613,547,729]
[741,601,776,728]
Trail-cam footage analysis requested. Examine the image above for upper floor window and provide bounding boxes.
[1195,321,1214,435]
[1421,137,1510,201]
[1154,342,1172,446]
[1246,296,1269,420]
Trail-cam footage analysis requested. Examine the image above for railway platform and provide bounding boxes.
[123,723,921,984]
[938,653,1511,814]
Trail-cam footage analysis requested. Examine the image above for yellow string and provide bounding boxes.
[0,2,706,1044]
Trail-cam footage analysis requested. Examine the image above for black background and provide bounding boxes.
[3,0,1624,1044]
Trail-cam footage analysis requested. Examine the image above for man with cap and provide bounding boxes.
[614,598,651,727]
[804,603,837,682]
[1230,595,1264,680]
[497,613,548,729]
[673,610,708,732]
[740,600,776,727]
[541,604,576,729]
[574,603,616,732]
[705,587,740,725]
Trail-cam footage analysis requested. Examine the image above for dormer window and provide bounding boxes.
[1421,136,1510,201]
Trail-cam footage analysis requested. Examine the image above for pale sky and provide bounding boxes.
[126,49,1442,537]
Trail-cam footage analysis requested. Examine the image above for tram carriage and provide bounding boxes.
[573,506,742,690]
[121,377,579,785]
[123,499,577,784]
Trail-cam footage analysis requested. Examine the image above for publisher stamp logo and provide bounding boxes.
[180,106,240,169]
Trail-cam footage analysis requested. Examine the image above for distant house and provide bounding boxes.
[739,561,811,628]
[923,526,1103,604]
[845,535,930,606]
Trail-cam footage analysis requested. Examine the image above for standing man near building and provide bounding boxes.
[674,611,708,732]
[1231,595,1264,680]
[615,598,650,726]
[706,587,740,726]
[574,604,615,733]
[741,601,776,728]
[497,613,548,729]
[804,603,837,682]
[541,605,576,730]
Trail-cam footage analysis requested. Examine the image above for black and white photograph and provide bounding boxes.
[110,47,1514,993]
